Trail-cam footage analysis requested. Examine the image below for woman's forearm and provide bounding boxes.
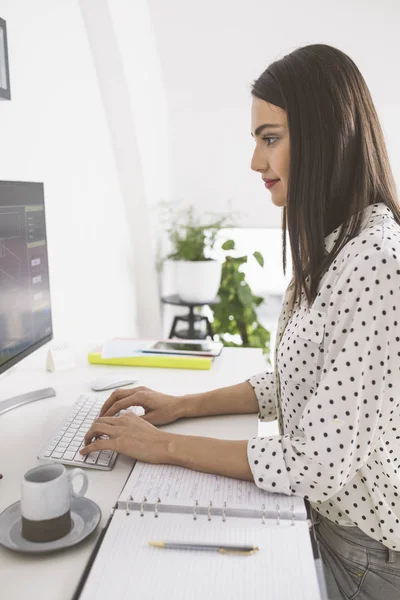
[166,434,253,481]
[165,382,259,481]
[179,381,259,419]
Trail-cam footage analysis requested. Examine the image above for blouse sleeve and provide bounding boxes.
[247,249,400,500]
[247,371,277,422]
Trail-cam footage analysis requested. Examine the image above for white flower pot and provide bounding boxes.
[175,260,222,304]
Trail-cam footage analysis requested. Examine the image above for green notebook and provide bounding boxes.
[88,351,212,370]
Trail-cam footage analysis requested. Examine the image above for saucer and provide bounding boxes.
[0,496,101,553]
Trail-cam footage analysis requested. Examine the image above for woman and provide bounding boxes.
[82,44,400,599]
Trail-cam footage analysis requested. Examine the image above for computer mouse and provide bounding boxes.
[89,377,138,392]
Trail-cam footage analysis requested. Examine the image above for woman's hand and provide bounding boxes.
[81,412,253,481]
[99,386,187,426]
[81,412,170,463]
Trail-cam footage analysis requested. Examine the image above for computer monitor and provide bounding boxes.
[0,181,53,376]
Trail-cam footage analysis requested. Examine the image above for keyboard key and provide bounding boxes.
[56,445,68,454]
[85,451,100,465]
[97,452,112,466]
[74,452,87,463]
[63,450,77,461]
[62,435,74,442]
[101,449,113,456]
[51,451,64,459]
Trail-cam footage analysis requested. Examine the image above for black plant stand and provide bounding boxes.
[161,294,219,339]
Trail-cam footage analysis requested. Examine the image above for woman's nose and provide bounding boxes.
[250,147,267,173]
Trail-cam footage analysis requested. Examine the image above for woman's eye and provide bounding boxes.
[261,136,278,146]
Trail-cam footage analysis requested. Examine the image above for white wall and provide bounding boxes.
[0,0,138,343]
[79,0,167,338]
[147,0,400,228]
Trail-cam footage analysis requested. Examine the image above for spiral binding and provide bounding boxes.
[124,497,297,525]
[140,497,147,517]
[126,495,133,516]
[154,497,161,518]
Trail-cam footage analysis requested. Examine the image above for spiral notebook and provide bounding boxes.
[77,463,322,600]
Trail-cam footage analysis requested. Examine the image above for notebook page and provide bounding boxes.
[118,462,306,520]
[79,511,321,600]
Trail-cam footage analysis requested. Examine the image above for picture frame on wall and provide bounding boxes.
[0,17,11,100]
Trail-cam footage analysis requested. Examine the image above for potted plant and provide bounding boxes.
[211,239,271,361]
[158,203,231,304]
[157,203,271,360]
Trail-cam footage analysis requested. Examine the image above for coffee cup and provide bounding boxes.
[21,463,88,543]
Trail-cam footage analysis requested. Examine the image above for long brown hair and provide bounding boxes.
[252,44,400,313]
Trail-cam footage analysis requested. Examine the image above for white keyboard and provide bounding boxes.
[38,394,118,470]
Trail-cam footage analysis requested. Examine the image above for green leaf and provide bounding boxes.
[159,203,234,262]
[237,284,253,307]
[253,251,264,267]
[252,294,265,307]
[222,239,235,251]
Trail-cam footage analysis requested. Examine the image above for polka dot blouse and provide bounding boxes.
[247,203,400,550]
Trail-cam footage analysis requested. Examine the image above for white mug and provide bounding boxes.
[21,463,88,542]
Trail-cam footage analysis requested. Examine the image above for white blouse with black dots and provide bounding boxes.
[247,203,400,551]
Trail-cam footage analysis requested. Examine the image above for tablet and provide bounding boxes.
[143,340,224,357]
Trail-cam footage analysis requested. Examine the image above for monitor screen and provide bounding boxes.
[0,181,53,374]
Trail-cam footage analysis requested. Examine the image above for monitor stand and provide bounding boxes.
[0,388,56,416]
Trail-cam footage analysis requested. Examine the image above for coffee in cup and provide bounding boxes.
[21,463,88,543]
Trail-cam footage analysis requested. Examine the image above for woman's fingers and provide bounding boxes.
[102,397,142,417]
[99,388,137,416]
[96,416,122,425]
[80,437,117,456]
[84,422,116,446]
[100,387,148,417]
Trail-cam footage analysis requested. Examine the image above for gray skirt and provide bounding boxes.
[310,508,400,599]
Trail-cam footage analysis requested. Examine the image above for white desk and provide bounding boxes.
[0,343,266,600]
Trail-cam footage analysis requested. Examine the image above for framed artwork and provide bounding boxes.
[0,17,11,100]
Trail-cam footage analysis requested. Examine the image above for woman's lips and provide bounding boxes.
[265,179,280,189]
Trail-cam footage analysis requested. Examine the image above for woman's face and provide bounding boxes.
[250,97,290,208]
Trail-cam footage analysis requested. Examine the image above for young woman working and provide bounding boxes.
[81,44,400,599]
